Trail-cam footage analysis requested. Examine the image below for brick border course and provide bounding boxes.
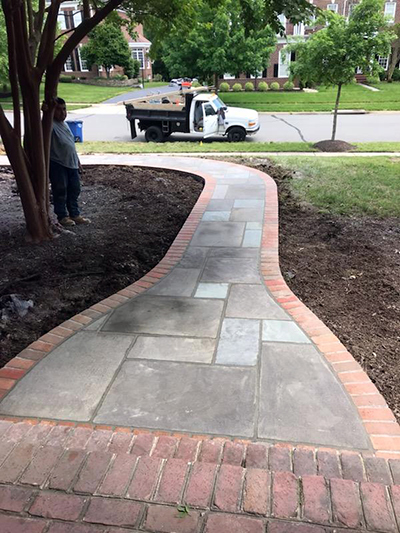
[0,157,399,460]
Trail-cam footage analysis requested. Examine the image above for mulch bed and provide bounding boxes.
[234,157,400,422]
[313,140,356,152]
[0,165,203,367]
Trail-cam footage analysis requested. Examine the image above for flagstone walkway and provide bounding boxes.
[1,156,400,532]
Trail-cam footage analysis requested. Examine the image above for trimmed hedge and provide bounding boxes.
[270,82,280,91]
[258,81,268,92]
[219,82,230,92]
[244,82,254,91]
[283,81,294,91]
[232,83,242,92]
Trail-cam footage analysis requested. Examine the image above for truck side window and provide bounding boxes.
[204,104,216,116]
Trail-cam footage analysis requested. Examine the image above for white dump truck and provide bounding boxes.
[125,89,260,142]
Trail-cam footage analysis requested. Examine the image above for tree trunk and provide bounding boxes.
[213,73,220,91]
[331,82,342,141]
[387,42,400,82]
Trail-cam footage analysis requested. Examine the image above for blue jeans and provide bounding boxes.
[49,160,81,220]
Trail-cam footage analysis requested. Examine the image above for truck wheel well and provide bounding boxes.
[226,126,246,142]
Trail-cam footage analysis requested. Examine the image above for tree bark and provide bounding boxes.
[214,72,219,91]
[387,42,400,82]
[331,82,342,141]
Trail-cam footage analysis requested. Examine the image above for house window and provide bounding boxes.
[277,14,287,34]
[378,55,389,70]
[293,23,305,36]
[64,56,73,72]
[348,3,358,17]
[132,50,144,69]
[223,73,235,79]
[278,49,290,78]
[78,47,88,72]
[384,2,396,22]
[273,64,279,77]
[58,13,66,30]
[327,4,338,12]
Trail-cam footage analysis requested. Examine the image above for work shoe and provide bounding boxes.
[59,217,75,227]
[71,216,91,225]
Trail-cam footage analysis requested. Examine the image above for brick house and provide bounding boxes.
[222,0,400,87]
[55,2,153,79]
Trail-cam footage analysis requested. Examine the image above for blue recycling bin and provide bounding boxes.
[66,120,83,143]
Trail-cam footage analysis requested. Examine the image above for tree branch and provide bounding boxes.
[82,0,91,19]
[26,0,34,39]
[36,0,62,72]
[54,27,75,42]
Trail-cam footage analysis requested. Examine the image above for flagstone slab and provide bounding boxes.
[128,336,215,363]
[191,222,245,247]
[179,247,209,269]
[147,268,200,297]
[0,333,134,421]
[258,343,370,448]
[225,186,265,199]
[230,208,264,222]
[94,360,256,436]
[201,257,260,284]
[216,319,260,366]
[102,295,224,338]
[226,285,289,320]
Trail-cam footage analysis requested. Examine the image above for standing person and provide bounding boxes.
[49,97,90,226]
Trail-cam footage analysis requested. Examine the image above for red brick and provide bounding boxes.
[364,455,392,484]
[360,482,397,532]
[127,456,162,500]
[365,421,400,436]
[108,431,134,454]
[185,462,217,508]
[352,394,387,407]
[330,478,364,529]
[66,427,93,449]
[48,449,86,491]
[6,357,35,369]
[272,471,299,518]
[18,348,46,361]
[175,437,199,462]
[45,425,72,447]
[293,448,316,476]
[245,443,268,469]
[340,452,365,482]
[98,454,137,497]
[316,450,341,479]
[47,523,104,533]
[0,442,39,483]
[85,429,113,452]
[145,504,200,533]
[29,492,86,521]
[213,464,244,512]
[0,377,16,389]
[371,436,400,452]
[199,439,223,463]
[204,513,264,533]
[152,436,178,458]
[358,407,396,421]
[84,497,142,527]
[302,475,330,524]
[156,458,188,504]
[243,468,270,515]
[391,485,400,523]
[130,432,155,456]
[0,419,13,437]
[269,445,292,472]
[0,514,45,533]
[73,451,112,493]
[20,445,64,486]
[0,485,33,512]
[268,522,325,533]
[222,441,245,466]
[0,367,26,380]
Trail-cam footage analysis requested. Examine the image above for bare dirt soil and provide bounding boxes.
[313,140,356,152]
[233,157,400,422]
[0,165,203,367]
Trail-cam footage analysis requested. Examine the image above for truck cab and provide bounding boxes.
[125,89,260,142]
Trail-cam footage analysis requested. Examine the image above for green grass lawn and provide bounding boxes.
[220,82,400,112]
[270,156,400,217]
[76,141,400,154]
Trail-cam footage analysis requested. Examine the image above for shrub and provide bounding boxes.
[59,75,72,83]
[392,69,400,82]
[283,81,294,91]
[244,81,254,91]
[219,82,230,92]
[366,74,380,85]
[153,73,163,82]
[270,82,280,91]
[232,83,242,92]
[111,74,128,81]
[258,81,268,92]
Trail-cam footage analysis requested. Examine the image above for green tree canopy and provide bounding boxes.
[288,0,393,140]
[158,0,277,86]
[81,21,139,78]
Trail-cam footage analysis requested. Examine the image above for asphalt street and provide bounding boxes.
[65,105,400,143]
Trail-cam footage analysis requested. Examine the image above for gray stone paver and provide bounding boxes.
[0,156,371,450]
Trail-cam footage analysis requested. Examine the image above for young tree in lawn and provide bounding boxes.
[288,0,393,141]
[81,20,139,79]
[387,23,400,82]
[0,0,314,243]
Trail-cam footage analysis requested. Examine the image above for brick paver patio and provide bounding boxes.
[0,155,399,531]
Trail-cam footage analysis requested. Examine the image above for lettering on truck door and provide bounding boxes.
[202,103,218,138]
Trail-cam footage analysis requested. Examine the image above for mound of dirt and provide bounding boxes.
[313,140,356,152]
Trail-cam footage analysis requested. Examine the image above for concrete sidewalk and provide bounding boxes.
[1,156,400,531]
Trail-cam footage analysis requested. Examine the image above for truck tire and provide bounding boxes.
[145,126,164,143]
[227,126,246,142]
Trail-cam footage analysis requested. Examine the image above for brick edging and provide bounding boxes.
[0,162,216,402]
